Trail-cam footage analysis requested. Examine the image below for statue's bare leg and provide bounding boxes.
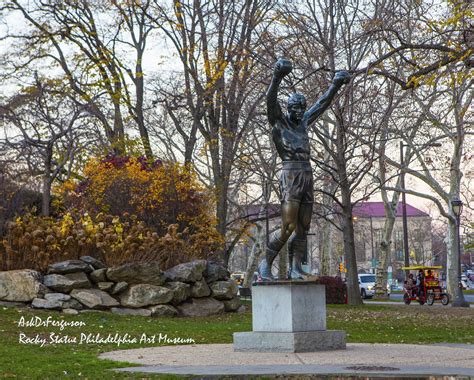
[258,201,299,280]
[288,202,313,279]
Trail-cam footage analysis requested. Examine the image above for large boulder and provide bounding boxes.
[89,268,107,283]
[164,260,207,283]
[204,261,230,283]
[97,282,114,292]
[47,260,92,274]
[31,297,62,310]
[80,256,106,270]
[120,284,173,308]
[110,282,128,295]
[210,280,238,300]
[66,272,92,288]
[70,289,119,309]
[190,278,211,298]
[44,293,71,303]
[37,293,80,310]
[223,297,241,312]
[62,298,84,310]
[165,282,191,305]
[177,297,225,317]
[43,272,91,293]
[149,304,178,317]
[106,262,165,285]
[0,270,43,302]
[111,307,152,317]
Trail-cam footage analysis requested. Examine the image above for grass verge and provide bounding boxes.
[0,303,472,379]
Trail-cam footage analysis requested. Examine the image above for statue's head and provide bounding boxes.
[287,93,306,122]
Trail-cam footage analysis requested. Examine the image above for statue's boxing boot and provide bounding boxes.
[288,237,312,280]
[258,232,285,281]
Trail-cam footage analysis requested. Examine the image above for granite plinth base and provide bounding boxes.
[252,282,326,332]
[233,330,346,353]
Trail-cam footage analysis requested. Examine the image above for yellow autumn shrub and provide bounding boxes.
[0,156,223,271]
[63,157,219,237]
[57,156,222,266]
[0,211,220,271]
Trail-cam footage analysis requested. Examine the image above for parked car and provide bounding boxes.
[358,274,391,299]
[358,274,376,298]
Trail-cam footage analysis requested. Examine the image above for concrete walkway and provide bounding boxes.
[99,342,474,377]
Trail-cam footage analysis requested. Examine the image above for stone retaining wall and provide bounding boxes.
[0,258,242,317]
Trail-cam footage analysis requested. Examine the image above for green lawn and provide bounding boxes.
[0,303,473,379]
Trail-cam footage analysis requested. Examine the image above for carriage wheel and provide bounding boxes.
[403,293,411,305]
[427,294,435,306]
[441,294,450,306]
[418,291,425,305]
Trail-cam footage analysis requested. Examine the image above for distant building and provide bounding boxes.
[351,202,433,281]
[229,201,433,282]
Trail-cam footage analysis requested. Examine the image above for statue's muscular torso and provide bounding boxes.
[272,115,310,162]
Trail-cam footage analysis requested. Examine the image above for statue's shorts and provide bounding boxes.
[279,161,314,204]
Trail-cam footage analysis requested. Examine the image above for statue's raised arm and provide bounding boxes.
[305,71,351,125]
[266,58,293,126]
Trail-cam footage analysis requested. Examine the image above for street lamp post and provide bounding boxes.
[451,199,469,308]
[399,141,442,278]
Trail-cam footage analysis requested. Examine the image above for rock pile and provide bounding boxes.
[0,258,242,317]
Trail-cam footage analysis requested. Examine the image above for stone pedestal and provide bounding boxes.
[233,281,346,352]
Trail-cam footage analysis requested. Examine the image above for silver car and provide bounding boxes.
[358,274,376,299]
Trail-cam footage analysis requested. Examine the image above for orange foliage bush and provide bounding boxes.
[62,157,220,240]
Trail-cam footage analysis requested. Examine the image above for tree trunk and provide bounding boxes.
[374,214,397,298]
[446,216,458,297]
[219,188,229,266]
[135,60,153,160]
[339,165,362,305]
[41,179,51,217]
[319,121,336,276]
[184,120,199,165]
[218,157,232,266]
[336,115,362,305]
[243,225,263,288]
[341,203,363,305]
[320,220,332,275]
[112,100,126,154]
[41,149,52,216]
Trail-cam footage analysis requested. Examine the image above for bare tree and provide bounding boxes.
[0,77,94,216]
[1,0,157,157]
[383,66,473,299]
[146,0,276,264]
